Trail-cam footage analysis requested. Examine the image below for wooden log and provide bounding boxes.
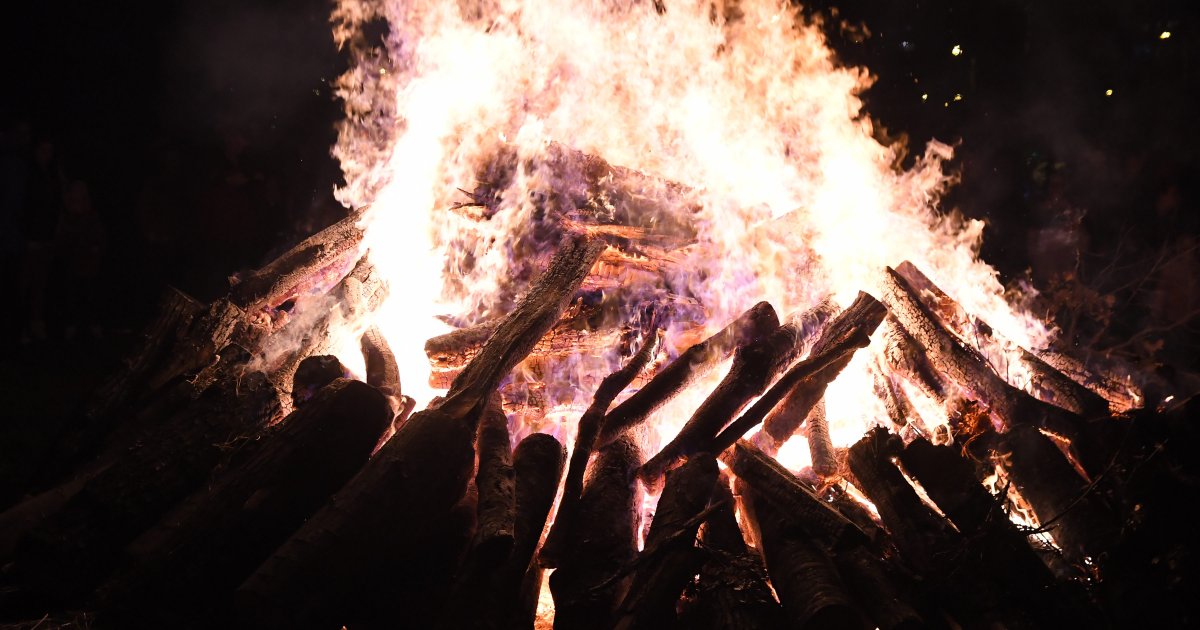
[291,355,348,408]
[639,304,832,485]
[739,483,869,630]
[893,261,1110,417]
[870,363,929,442]
[708,325,877,456]
[435,433,567,630]
[996,424,1118,562]
[880,266,1112,477]
[549,435,643,630]
[596,300,779,446]
[260,256,388,399]
[832,546,922,630]
[360,324,400,400]
[720,441,866,548]
[614,455,718,630]
[475,393,516,563]
[93,379,391,626]
[680,475,783,630]
[878,316,949,404]
[508,433,568,628]
[759,292,888,450]
[7,370,280,611]
[235,235,603,628]
[229,206,367,312]
[845,427,955,574]
[805,400,837,478]
[541,324,661,567]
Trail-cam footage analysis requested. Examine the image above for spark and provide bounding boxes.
[1160,31,1172,40]
[951,44,963,56]
[921,93,928,102]
[953,93,963,102]
[1105,88,1113,96]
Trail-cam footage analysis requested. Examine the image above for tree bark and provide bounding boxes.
[94,379,391,627]
[475,393,516,564]
[291,355,348,408]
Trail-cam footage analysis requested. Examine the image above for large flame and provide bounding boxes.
[329,0,1054,467]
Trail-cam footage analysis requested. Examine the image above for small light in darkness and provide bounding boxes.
[1160,31,1172,40]
[1105,88,1113,96]
[951,44,963,56]
[953,93,963,101]
[921,93,928,102]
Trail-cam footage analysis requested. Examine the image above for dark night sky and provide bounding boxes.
[3,0,1197,359]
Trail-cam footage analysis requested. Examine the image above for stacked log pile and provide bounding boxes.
[0,148,1196,629]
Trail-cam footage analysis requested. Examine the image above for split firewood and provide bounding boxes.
[720,440,867,548]
[596,301,780,447]
[436,432,567,630]
[94,379,391,626]
[870,363,928,441]
[360,324,400,401]
[680,475,783,630]
[893,261,1110,417]
[229,206,367,312]
[474,393,516,564]
[845,428,956,574]
[880,266,1113,478]
[235,235,603,628]
[639,303,835,485]
[739,482,870,630]
[540,322,662,567]
[758,292,888,451]
[7,369,280,611]
[549,435,643,630]
[614,455,718,630]
[291,355,349,408]
[805,400,838,478]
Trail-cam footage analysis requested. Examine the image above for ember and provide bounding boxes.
[1,0,1196,628]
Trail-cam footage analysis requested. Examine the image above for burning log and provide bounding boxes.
[871,364,926,440]
[758,292,888,451]
[93,378,392,625]
[508,433,569,627]
[680,475,782,630]
[541,322,662,567]
[261,256,388,398]
[475,393,517,563]
[229,206,367,312]
[596,300,779,446]
[721,440,866,548]
[550,435,643,630]
[845,428,955,574]
[234,235,603,627]
[360,324,400,400]
[739,482,869,630]
[5,369,280,611]
[893,261,1110,417]
[880,266,1113,477]
[708,319,878,456]
[614,454,718,630]
[879,316,949,404]
[993,424,1118,562]
[832,546,922,630]
[437,432,567,630]
[291,354,349,408]
[640,301,839,485]
[805,400,837,478]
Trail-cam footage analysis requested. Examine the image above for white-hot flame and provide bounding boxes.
[330,0,1056,461]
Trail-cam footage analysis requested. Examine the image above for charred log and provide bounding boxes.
[550,436,643,630]
[4,370,280,612]
[94,379,391,627]
[475,393,517,563]
[597,300,779,446]
[614,455,718,630]
[291,355,349,408]
[360,324,401,400]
